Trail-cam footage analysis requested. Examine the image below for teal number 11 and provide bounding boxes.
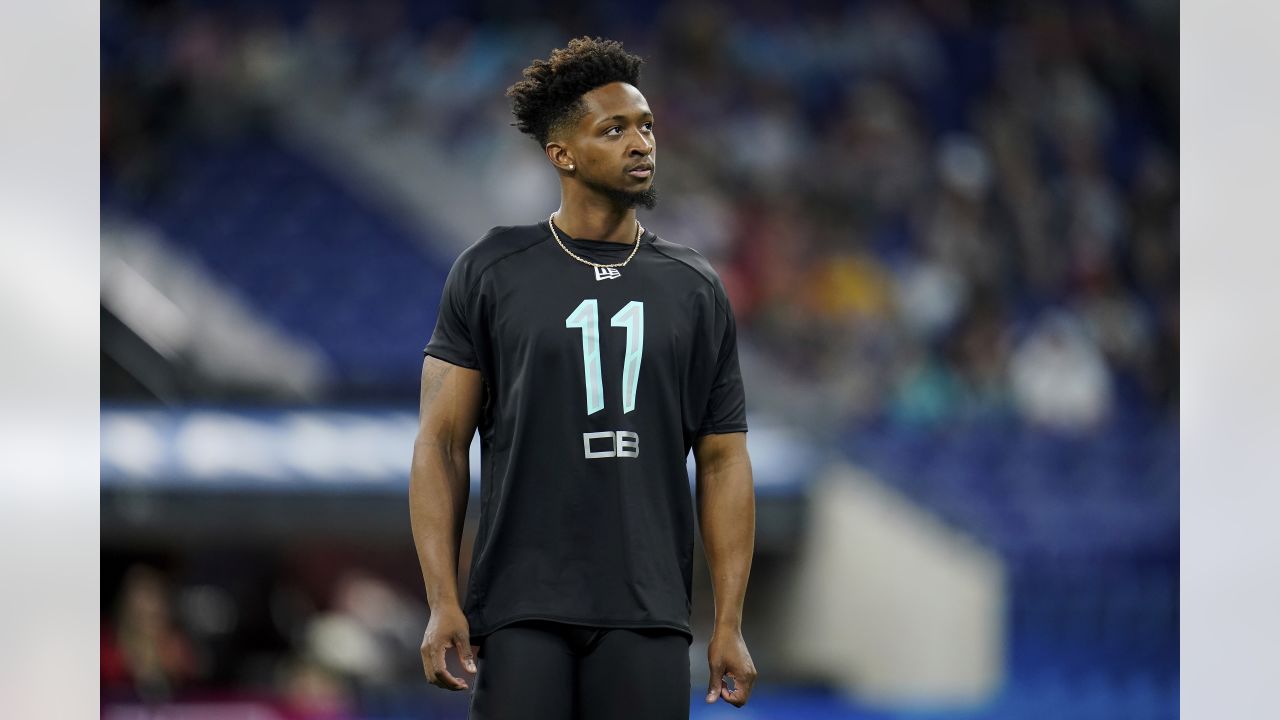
[565,299,644,415]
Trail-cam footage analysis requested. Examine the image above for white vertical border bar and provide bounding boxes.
[1183,0,1280,716]
[0,0,101,716]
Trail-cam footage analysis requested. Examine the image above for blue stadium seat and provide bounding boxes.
[108,133,453,394]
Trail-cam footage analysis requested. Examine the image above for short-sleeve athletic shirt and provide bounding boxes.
[422,219,748,645]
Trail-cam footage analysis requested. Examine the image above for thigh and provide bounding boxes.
[576,628,691,720]
[469,621,575,720]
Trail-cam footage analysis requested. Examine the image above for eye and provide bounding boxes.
[604,126,623,136]
[642,122,654,132]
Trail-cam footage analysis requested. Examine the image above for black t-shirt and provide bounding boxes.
[423,220,748,644]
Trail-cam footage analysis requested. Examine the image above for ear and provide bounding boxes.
[545,142,576,174]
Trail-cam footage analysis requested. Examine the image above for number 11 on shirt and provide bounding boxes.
[564,299,644,415]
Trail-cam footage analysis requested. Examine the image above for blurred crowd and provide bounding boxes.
[102,556,437,716]
[102,0,1178,431]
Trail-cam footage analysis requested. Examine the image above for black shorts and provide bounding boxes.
[468,618,691,720]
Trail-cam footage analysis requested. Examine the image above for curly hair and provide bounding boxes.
[507,36,644,146]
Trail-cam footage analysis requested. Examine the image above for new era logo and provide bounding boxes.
[594,267,622,281]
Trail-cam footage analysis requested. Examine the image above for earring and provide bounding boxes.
[568,164,575,171]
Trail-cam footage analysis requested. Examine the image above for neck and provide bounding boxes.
[553,185,638,244]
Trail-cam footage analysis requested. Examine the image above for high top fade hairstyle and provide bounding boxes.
[507,36,644,147]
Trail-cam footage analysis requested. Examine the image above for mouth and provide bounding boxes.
[626,164,654,179]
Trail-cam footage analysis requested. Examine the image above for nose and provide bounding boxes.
[628,129,653,155]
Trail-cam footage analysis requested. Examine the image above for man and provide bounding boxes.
[409,36,757,719]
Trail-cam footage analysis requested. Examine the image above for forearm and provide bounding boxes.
[409,436,471,611]
[696,446,755,632]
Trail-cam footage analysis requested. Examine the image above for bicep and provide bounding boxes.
[418,355,483,453]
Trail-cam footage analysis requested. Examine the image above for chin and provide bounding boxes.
[588,178,659,210]
[626,185,658,210]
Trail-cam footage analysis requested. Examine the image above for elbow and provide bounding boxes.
[411,429,457,477]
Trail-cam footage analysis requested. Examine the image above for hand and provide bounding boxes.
[705,628,757,707]
[420,605,477,691]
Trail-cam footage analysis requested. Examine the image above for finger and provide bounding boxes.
[424,645,443,687]
[435,664,466,689]
[436,642,468,690]
[421,644,441,685]
[455,632,477,674]
[722,682,750,707]
[721,673,745,707]
[706,664,724,703]
[735,672,755,705]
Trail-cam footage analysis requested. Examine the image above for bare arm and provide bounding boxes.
[409,355,483,690]
[693,431,758,707]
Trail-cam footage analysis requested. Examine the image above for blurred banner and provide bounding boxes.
[101,407,815,495]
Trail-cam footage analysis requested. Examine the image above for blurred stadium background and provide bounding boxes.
[99,0,1178,718]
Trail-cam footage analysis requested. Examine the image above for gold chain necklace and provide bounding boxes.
[548,212,643,269]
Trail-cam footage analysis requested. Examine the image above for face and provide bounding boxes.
[553,81,657,208]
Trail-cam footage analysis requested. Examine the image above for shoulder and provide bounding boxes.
[647,235,730,302]
[452,223,549,278]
